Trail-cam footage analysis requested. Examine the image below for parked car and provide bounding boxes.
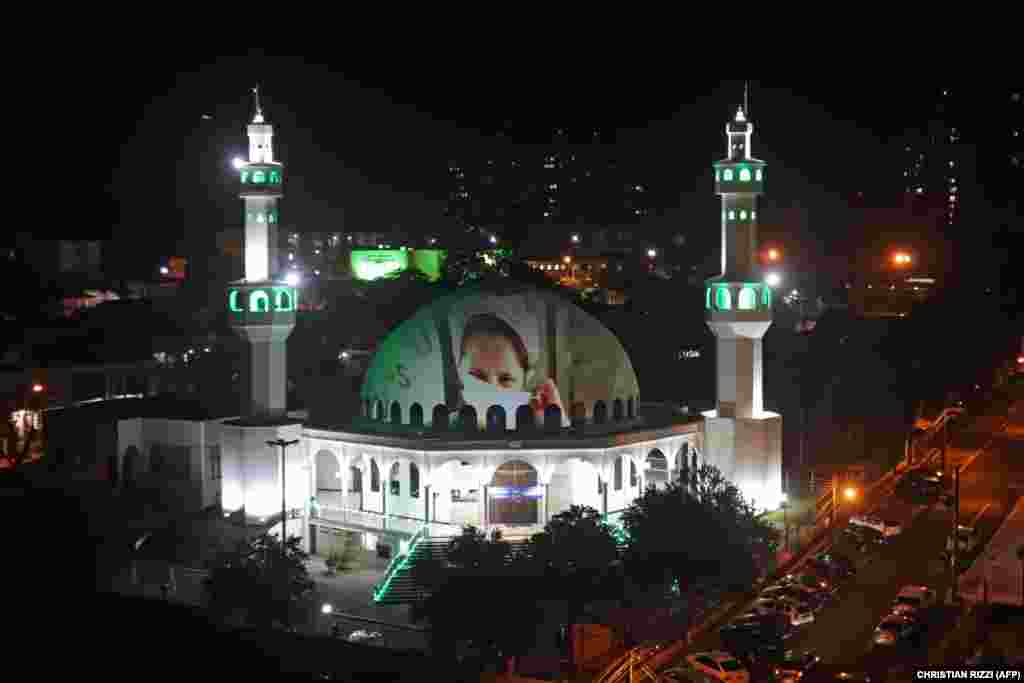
[872,614,923,647]
[842,524,887,550]
[772,650,820,682]
[346,629,383,643]
[891,585,937,616]
[685,651,750,683]
[946,525,979,554]
[721,613,793,659]
[849,515,902,537]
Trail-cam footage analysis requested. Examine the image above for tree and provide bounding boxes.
[621,463,778,594]
[528,505,621,674]
[204,533,314,630]
[411,527,541,671]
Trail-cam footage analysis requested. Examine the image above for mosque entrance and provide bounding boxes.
[488,460,539,526]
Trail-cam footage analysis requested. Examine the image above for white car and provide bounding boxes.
[684,651,749,683]
[891,585,937,616]
[346,629,382,643]
[849,514,902,537]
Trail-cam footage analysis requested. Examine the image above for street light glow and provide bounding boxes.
[284,271,301,286]
[321,603,333,615]
[232,157,246,170]
[647,248,657,258]
[489,235,498,244]
[571,233,580,243]
[767,248,780,261]
[160,266,169,275]
[32,384,44,393]
[844,487,858,501]
[765,272,781,287]
[892,252,912,266]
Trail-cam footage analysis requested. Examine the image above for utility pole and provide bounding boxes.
[267,438,300,561]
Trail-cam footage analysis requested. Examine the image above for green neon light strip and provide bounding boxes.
[229,290,241,312]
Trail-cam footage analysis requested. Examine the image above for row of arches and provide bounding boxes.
[716,167,763,182]
[312,440,700,527]
[706,284,771,311]
[361,397,640,430]
[228,287,295,314]
[240,169,282,184]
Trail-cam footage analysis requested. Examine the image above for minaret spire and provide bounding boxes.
[744,81,749,118]
[252,84,264,123]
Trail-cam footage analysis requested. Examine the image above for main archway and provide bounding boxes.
[315,450,343,507]
[489,460,539,526]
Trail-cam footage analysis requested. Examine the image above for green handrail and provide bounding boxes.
[371,523,431,603]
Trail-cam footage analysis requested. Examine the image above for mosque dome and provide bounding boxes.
[360,284,640,429]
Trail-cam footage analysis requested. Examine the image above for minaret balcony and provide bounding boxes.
[713,160,766,194]
[227,283,298,328]
[704,282,773,317]
[239,163,284,198]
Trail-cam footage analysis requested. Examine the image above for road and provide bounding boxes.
[682,401,1022,676]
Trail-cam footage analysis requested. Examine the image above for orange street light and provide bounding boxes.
[844,486,858,501]
[563,255,572,264]
[892,252,912,266]
[767,248,780,262]
[32,384,44,393]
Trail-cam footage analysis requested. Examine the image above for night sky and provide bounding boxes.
[89,54,945,279]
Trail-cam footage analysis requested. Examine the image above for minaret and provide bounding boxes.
[227,86,296,420]
[702,96,783,511]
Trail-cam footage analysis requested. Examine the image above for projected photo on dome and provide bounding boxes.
[361,287,640,429]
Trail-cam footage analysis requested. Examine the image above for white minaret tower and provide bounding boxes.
[221,87,304,528]
[227,86,296,420]
[702,90,784,511]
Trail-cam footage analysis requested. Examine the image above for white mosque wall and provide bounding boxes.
[220,421,304,519]
[116,417,223,512]
[701,411,783,512]
[302,429,702,530]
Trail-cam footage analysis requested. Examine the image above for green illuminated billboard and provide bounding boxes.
[349,248,446,282]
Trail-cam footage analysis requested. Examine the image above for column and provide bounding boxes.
[424,484,431,524]
[543,483,550,526]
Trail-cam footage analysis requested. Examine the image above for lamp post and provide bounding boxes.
[267,438,300,560]
[781,496,790,553]
[949,464,962,604]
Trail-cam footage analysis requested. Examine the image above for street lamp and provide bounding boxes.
[32,384,44,394]
[892,252,912,267]
[765,272,782,288]
[570,233,580,244]
[647,248,657,258]
[844,486,857,501]
[232,157,246,170]
[267,438,300,560]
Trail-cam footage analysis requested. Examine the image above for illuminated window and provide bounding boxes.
[706,287,712,310]
[228,290,241,312]
[762,286,772,307]
[256,212,265,223]
[249,290,270,312]
[240,171,249,184]
[722,169,734,181]
[715,170,720,181]
[738,287,757,310]
[715,287,731,310]
[739,168,752,182]
[751,211,757,220]
[268,211,277,223]
[728,210,736,220]
[252,170,266,183]
[269,171,280,183]
[275,288,293,311]
[740,210,747,220]
[755,169,762,181]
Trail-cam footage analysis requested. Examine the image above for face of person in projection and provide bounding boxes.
[461,333,526,391]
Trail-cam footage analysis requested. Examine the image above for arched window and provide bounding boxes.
[544,404,562,432]
[739,168,751,182]
[268,211,277,224]
[389,462,400,496]
[409,463,420,498]
[256,213,265,223]
[762,286,772,307]
[728,210,736,220]
[409,403,424,427]
[613,399,624,421]
[486,405,506,433]
[250,290,270,313]
[715,287,732,310]
[593,400,608,424]
[630,461,638,487]
[348,466,362,493]
[275,290,292,311]
[614,456,623,490]
[390,401,402,424]
[755,169,763,181]
[740,210,747,220]
[722,169,733,181]
[515,404,535,432]
[240,170,249,184]
[370,460,380,492]
[715,170,720,181]
[738,287,757,310]
[626,397,635,419]
[751,211,757,220]
[706,287,712,310]
[229,290,241,312]
[375,400,385,421]
[269,171,280,184]
[458,405,478,432]
[431,404,449,431]
[363,400,371,418]
[252,170,266,183]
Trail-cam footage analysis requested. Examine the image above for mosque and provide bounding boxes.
[105,87,782,573]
